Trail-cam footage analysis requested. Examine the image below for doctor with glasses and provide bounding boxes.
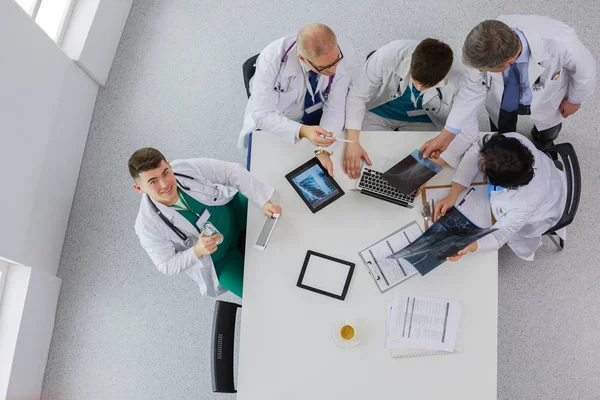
[239,23,354,176]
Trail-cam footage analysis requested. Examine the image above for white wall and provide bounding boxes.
[7,269,61,399]
[0,265,61,400]
[0,1,131,398]
[0,0,99,277]
[62,0,134,85]
[0,265,30,400]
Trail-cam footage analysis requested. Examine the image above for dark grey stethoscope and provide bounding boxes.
[147,172,219,246]
[272,40,334,100]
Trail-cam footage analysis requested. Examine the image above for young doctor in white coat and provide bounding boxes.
[130,148,282,298]
[433,131,567,261]
[238,23,354,176]
[343,38,476,178]
[421,15,596,158]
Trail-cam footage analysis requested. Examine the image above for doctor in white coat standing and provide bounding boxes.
[239,23,354,176]
[343,38,474,178]
[421,15,596,158]
[433,131,567,261]
[130,148,282,298]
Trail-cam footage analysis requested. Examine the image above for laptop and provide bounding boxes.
[354,150,442,209]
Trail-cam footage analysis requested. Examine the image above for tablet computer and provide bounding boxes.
[285,157,345,213]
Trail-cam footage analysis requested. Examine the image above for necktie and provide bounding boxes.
[302,71,323,125]
[501,64,520,112]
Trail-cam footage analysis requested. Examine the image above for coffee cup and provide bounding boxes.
[339,324,356,341]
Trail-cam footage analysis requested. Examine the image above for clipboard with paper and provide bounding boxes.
[358,221,423,292]
[422,182,495,229]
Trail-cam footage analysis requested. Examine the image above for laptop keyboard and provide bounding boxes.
[359,168,416,204]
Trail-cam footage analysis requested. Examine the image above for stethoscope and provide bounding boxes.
[391,78,444,114]
[273,40,334,101]
[147,172,219,247]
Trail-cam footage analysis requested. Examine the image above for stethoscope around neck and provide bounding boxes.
[392,78,444,114]
[147,172,219,246]
[273,40,335,100]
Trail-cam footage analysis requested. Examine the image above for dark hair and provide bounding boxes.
[409,38,454,88]
[479,134,535,189]
[128,147,167,179]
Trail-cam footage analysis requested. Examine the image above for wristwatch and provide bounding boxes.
[314,149,331,157]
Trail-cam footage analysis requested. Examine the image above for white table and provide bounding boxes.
[238,131,498,400]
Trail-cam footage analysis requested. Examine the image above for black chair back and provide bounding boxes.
[243,54,260,98]
[211,300,241,393]
[543,143,581,233]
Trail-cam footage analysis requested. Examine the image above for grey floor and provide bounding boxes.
[42,1,600,399]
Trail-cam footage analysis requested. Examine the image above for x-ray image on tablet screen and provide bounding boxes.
[382,149,443,195]
[286,158,345,213]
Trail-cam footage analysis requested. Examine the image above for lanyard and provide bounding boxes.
[408,80,425,108]
[302,63,335,104]
[177,189,204,219]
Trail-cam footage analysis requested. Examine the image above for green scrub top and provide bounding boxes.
[172,189,248,297]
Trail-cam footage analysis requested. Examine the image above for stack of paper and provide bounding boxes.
[386,293,461,358]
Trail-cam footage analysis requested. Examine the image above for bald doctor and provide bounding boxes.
[239,23,355,175]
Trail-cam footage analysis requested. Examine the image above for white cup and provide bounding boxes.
[333,320,360,348]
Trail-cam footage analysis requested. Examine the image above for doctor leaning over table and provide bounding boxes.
[433,131,567,261]
[130,148,282,298]
[421,15,596,158]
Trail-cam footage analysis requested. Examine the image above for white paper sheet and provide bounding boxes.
[386,294,460,353]
[359,222,422,292]
[424,184,493,228]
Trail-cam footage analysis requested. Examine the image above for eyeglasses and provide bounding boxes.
[305,46,344,73]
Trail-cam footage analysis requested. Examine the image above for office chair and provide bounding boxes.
[211,300,241,393]
[366,50,376,61]
[243,54,260,98]
[542,143,581,250]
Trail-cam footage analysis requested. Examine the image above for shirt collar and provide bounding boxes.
[513,29,530,64]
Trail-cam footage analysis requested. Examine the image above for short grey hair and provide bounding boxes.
[297,23,337,59]
[462,20,520,69]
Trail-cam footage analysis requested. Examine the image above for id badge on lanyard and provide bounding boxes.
[305,100,324,114]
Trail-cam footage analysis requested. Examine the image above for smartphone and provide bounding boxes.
[254,215,280,250]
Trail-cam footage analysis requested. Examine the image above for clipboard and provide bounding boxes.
[422,182,495,229]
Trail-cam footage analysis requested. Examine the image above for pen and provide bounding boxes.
[320,134,354,143]
[458,187,475,206]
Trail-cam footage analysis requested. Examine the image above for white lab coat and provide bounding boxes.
[441,131,567,261]
[134,158,274,297]
[238,35,355,151]
[346,40,477,131]
[446,15,596,132]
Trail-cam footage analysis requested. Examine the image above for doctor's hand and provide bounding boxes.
[433,195,457,222]
[419,129,455,159]
[447,242,478,262]
[262,201,282,218]
[559,98,581,118]
[344,142,372,179]
[316,151,334,177]
[300,125,335,147]
[193,233,223,258]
